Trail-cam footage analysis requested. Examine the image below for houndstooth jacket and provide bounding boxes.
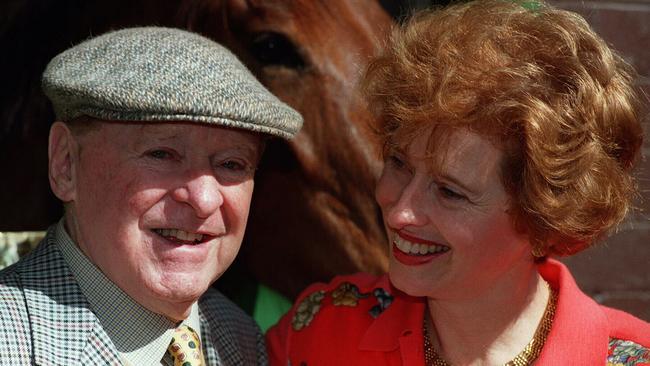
[0,227,267,365]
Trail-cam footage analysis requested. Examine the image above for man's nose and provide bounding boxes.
[385,179,429,229]
[172,174,223,219]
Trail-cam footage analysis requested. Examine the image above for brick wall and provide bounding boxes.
[549,0,650,321]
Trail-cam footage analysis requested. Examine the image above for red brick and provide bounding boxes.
[550,1,650,77]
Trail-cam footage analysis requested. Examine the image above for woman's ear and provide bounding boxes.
[48,122,77,203]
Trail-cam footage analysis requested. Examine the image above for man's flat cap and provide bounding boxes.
[42,27,303,139]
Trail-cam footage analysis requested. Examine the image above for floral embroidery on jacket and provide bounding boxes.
[292,290,325,331]
[607,338,650,365]
[291,283,395,331]
[332,282,369,306]
[368,288,394,318]
[330,282,394,318]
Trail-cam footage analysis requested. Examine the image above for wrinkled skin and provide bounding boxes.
[50,122,262,320]
[1,0,392,298]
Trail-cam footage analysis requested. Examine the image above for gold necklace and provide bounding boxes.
[423,286,558,366]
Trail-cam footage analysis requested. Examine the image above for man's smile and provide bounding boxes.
[152,228,214,245]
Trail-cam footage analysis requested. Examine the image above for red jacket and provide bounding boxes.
[267,259,650,365]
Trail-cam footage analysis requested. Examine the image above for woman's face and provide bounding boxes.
[376,129,535,301]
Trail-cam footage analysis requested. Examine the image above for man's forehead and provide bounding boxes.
[96,121,263,147]
[95,120,236,133]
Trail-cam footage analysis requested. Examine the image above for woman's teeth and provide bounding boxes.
[154,228,204,244]
[394,235,449,256]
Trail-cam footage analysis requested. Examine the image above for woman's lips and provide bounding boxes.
[391,232,450,266]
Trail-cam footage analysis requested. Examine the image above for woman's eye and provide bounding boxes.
[438,186,466,201]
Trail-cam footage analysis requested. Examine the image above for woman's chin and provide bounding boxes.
[388,270,436,298]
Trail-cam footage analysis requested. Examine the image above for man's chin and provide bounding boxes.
[149,293,202,321]
[132,280,211,319]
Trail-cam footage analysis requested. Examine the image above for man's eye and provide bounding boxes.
[147,150,173,159]
[216,159,255,183]
[221,160,246,171]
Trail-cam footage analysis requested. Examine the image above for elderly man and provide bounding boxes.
[0,27,301,365]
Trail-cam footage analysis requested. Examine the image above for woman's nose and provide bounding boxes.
[382,177,429,229]
[172,174,224,219]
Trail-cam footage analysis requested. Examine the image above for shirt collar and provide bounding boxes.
[536,258,608,364]
[55,219,202,365]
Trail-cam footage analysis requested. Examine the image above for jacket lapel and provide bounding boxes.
[18,229,122,365]
[199,292,245,365]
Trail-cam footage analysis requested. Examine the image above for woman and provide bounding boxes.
[266,1,650,365]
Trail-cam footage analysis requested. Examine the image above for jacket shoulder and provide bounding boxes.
[599,306,650,365]
[0,232,67,327]
[0,267,29,321]
[602,306,650,345]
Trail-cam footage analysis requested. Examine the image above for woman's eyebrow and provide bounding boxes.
[436,171,478,195]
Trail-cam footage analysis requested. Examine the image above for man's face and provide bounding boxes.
[64,121,262,320]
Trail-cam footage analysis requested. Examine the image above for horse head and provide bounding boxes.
[178,0,391,297]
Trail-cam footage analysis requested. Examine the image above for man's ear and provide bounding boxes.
[48,121,78,203]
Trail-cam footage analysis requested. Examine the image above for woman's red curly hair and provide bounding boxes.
[363,0,645,256]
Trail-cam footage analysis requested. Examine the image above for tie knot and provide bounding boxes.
[167,325,205,366]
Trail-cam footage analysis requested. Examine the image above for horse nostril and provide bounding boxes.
[250,32,306,70]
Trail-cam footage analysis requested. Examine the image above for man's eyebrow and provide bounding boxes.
[136,125,182,140]
[153,133,181,141]
[222,143,263,159]
[130,130,182,150]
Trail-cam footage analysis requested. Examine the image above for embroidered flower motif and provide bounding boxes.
[332,282,369,306]
[607,338,650,365]
[368,288,393,318]
[292,290,325,331]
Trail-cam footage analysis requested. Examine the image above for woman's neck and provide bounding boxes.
[426,262,550,366]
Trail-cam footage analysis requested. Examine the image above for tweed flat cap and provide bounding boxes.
[42,27,303,139]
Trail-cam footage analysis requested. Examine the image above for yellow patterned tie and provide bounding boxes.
[167,325,206,366]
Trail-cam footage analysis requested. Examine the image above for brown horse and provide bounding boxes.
[1,0,394,298]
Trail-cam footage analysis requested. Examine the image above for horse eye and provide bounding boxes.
[250,32,305,69]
